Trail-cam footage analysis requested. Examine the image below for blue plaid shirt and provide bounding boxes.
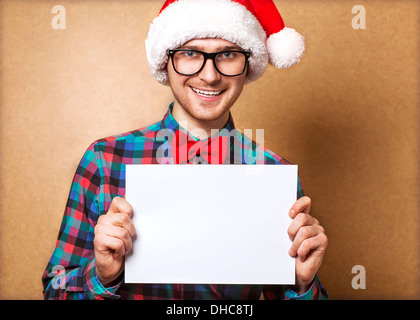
[42,103,328,300]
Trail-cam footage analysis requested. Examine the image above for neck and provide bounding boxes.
[172,101,230,140]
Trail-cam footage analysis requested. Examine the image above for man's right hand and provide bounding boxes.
[94,196,136,287]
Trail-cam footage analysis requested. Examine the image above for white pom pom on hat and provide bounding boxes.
[146,0,305,85]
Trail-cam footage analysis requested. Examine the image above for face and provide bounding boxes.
[167,38,248,127]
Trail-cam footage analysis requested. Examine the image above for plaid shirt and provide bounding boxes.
[42,103,328,300]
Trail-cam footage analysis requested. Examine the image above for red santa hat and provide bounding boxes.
[146,0,305,85]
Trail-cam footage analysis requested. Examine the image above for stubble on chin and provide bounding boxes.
[172,89,230,123]
[184,104,227,122]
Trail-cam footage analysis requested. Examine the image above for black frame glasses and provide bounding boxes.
[167,49,251,77]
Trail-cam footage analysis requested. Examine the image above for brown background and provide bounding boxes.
[0,0,419,300]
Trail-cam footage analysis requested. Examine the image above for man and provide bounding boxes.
[43,0,328,300]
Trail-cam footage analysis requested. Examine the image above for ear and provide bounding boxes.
[162,57,171,77]
[244,62,250,80]
[164,55,170,72]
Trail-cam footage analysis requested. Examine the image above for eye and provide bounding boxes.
[182,50,198,58]
[221,51,235,59]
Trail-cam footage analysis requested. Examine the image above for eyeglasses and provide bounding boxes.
[167,49,251,77]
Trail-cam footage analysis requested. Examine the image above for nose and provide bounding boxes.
[198,58,221,84]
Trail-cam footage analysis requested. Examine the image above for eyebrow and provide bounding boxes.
[179,45,243,51]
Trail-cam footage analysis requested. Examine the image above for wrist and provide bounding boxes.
[84,259,122,299]
[96,266,123,288]
[290,277,314,295]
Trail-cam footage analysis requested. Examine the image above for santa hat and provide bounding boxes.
[145,0,305,85]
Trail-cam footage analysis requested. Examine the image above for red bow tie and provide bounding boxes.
[171,130,229,164]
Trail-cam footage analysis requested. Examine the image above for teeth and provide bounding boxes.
[192,87,222,97]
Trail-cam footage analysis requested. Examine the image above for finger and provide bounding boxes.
[94,232,126,259]
[99,211,136,237]
[296,233,328,261]
[108,196,133,217]
[288,224,324,257]
[289,196,311,218]
[96,224,133,254]
[288,212,318,240]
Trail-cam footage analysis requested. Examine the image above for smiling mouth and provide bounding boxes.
[191,87,224,97]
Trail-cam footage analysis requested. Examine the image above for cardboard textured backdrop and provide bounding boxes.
[0,0,419,299]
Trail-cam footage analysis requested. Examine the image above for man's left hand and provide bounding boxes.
[287,196,328,295]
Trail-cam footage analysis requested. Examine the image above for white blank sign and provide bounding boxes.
[124,164,297,285]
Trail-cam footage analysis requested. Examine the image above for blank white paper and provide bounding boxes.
[124,164,297,285]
